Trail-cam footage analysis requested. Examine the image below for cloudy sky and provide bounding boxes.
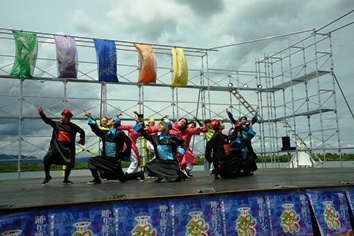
[0,0,353,157]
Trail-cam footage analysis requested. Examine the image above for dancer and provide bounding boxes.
[38,107,85,185]
[117,111,144,175]
[194,117,216,174]
[83,111,110,152]
[226,108,259,175]
[205,119,238,179]
[147,116,187,138]
[143,117,157,162]
[86,114,144,184]
[134,118,188,182]
[179,120,207,176]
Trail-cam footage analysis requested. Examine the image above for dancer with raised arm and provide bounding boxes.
[205,119,229,179]
[38,106,85,185]
[86,114,144,184]
[179,120,208,176]
[226,108,259,175]
[134,118,188,182]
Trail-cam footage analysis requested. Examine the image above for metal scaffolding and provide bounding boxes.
[0,15,352,178]
[255,32,341,168]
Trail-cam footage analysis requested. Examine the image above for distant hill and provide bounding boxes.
[0,154,90,164]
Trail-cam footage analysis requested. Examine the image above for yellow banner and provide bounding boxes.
[171,48,188,87]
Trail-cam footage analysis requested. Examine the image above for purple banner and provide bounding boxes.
[54,36,78,78]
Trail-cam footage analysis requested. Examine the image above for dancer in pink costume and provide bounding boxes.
[178,120,207,176]
[118,112,144,175]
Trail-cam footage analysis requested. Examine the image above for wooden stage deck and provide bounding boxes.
[1,167,354,211]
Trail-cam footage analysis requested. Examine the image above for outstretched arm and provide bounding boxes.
[193,116,204,127]
[38,106,55,126]
[133,118,153,142]
[87,117,105,140]
[226,108,237,124]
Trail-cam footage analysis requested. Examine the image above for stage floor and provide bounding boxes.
[1,168,354,210]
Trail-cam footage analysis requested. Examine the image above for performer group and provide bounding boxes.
[37,105,259,185]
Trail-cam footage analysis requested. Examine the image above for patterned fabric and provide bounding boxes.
[171,48,188,86]
[105,142,117,157]
[157,145,173,160]
[57,130,70,143]
[11,31,38,78]
[54,36,78,78]
[94,39,118,82]
[134,44,157,84]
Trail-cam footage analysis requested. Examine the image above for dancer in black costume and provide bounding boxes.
[86,115,144,184]
[38,106,85,185]
[133,118,188,182]
[205,119,242,179]
[226,108,259,175]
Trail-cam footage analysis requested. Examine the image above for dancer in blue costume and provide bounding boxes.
[134,118,188,182]
[86,115,144,184]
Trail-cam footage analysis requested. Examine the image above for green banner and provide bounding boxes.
[10,31,38,78]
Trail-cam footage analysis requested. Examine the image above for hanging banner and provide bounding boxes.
[94,39,118,82]
[134,44,157,84]
[10,31,38,78]
[54,36,78,78]
[307,190,353,235]
[171,48,188,87]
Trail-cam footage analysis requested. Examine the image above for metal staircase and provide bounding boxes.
[281,119,325,167]
[231,89,262,120]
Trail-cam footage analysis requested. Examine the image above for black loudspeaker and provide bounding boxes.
[282,136,291,150]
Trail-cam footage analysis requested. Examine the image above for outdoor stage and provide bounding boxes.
[1,168,354,235]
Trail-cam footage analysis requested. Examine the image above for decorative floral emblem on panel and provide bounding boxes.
[186,211,209,236]
[132,216,156,236]
[323,201,341,229]
[73,222,93,236]
[236,207,257,236]
[281,203,300,233]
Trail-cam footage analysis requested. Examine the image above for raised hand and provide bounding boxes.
[84,111,91,117]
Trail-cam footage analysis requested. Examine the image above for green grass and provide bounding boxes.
[0,153,352,173]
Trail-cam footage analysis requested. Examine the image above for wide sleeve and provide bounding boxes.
[251,114,258,125]
[134,123,153,142]
[205,134,217,163]
[147,125,159,134]
[183,127,202,136]
[75,125,85,141]
[195,119,204,127]
[227,112,237,125]
[176,136,187,151]
[120,132,132,157]
[118,124,133,131]
[88,122,105,140]
[39,112,56,127]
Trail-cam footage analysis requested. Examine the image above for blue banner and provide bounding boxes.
[94,39,118,82]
